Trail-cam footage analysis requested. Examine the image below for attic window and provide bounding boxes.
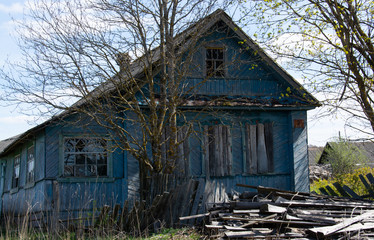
[206,48,225,77]
[63,137,108,177]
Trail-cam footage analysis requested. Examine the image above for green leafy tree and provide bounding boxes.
[239,0,374,137]
[324,140,367,177]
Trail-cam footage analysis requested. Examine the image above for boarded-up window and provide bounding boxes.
[204,125,232,177]
[245,122,274,174]
[160,126,190,176]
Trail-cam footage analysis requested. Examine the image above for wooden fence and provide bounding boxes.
[318,173,374,200]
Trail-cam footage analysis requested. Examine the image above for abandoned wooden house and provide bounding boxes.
[0,10,319,221]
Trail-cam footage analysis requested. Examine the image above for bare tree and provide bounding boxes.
[240,0,374,138]
[0,0,235,197]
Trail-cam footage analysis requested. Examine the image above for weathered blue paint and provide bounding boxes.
[291,111,309,192]
[0,11,317,220]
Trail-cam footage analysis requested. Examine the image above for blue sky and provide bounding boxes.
[0,1,368,146]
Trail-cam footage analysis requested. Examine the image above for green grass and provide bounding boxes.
[0,227,203,240]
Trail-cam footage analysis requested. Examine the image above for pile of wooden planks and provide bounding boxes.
[181,184,374,239]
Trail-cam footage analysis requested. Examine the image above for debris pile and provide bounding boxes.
[309,164,332,183]
[181,184,374,239]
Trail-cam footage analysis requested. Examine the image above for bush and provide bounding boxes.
[324,140,367,177]
[311,167,374,197]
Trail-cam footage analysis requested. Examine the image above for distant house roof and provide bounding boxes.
[308,146,324,165]
[317,141,374,165]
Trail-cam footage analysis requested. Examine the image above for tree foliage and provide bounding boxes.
[240,0,374,137]
[324,140,367,177]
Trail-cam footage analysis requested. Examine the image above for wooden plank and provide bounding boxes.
[119,200,129,229]
[264,122,274,172]
[308,210,374,237]
[245,124,251,173]
[337,222,374,233]
[224,225,247,231]
[293,214,337,225]
[215,125,221,176]
[239,213,277,228]
[180,180,198,219]
[319,187,329,196]
[260,204,287,214]
[182,126,190,176]
[190,179,205,217]
[226,126,232,176]
[359,174,374,197]
[342,185,362,199]
[110,204,121,225]
[276,197,374,209]
[204,126,210,178]
[95,205,110,227]
[220,125,226,176]
[366,173,374,185]
[249,125,257,174]
[205,224,224,229]
[332,182,351,198]
[179,212,210,221]
[177,128,184,176]
[257,123,268,173]
[325,185,339,196]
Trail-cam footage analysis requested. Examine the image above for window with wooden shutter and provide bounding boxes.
[26,145,35,183]
[204,125,232,177]
[245,122,274,174]
[12,155,20,189]
[160,126,190,176]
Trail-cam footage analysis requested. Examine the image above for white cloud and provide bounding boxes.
[0,3,23,14]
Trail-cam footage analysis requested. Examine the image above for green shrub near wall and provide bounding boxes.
[311,167,374,197]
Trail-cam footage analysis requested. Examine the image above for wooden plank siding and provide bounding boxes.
[291,111,309,192]
[0,13,315,219]
[0,108,300,219]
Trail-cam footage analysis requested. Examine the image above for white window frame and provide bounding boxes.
[26,145,35,184]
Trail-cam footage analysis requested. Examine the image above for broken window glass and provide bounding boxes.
[63,137,108,177]
[12,155,20,188]
[26,146,35,183]
[206,48,225,77]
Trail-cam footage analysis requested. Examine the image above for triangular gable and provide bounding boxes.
[196,10,319,106]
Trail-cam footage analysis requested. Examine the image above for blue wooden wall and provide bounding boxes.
[0,19,313,217]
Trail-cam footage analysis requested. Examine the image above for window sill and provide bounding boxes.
[24,181,35,189]
[241,172,290,177]
[10,187,19,194]
[57,177,115,183]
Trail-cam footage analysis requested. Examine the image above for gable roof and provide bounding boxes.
[308,145,324,165]
[317,141,374,165]
[0,9,319,157]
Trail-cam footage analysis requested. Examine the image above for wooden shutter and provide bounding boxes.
[176,126,190,177]
[205,125,232,177]
[245,122,274,174]
[257,123,268,173]
[264,122,274,173]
